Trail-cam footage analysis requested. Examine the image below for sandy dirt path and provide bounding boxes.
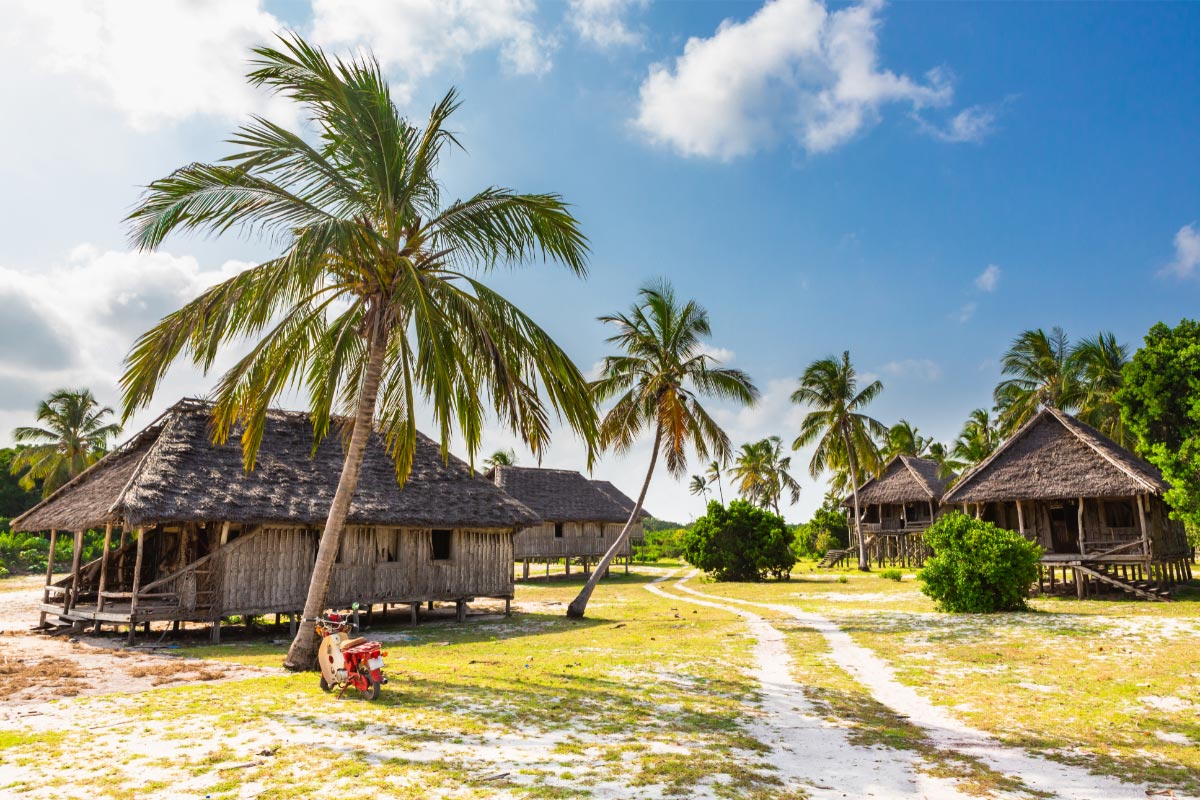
[647,571,975,800]
[668,573,1193,800]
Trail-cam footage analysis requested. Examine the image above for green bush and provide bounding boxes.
[792,500,849,558]
[919,511,1042,613]
[634,526,688,563]
[0,528,107,575]
[879,568,903,581]
[683,500,795,581]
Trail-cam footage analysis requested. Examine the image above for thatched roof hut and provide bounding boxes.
[846,455,952,508]
[18,398,537,636]
[488,466,644,564]
[942,408,1189,600]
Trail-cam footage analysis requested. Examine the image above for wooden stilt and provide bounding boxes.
[427,600,433,611]
[522,559,530,580]
[210,619,221,643]
[64,529,83,613]
[127,528,146,644]
[172,620,181,634]
[97,522,114,612]
[505,597,511,616]
[219,521,231,547]
[410,603,419,625]
[40,529,59,627]
[455,600,466,623]
[564,558,571,577]
[545,559,550,578]
[289,614,297,637]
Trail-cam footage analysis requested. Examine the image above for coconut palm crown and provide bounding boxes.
[11,389,123,497]
[119,34,598,669]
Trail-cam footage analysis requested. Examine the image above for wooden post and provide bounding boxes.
[1016,500,1025,538]
[545,559,550,578]
[564,557,571,577]
[522,559,529,580]
[210,619,221,643]
[97,523,114,612]
[1076,498,1086,555]
[427,600,433,611]
[219,520,231,547]
[117,526,128,584]
[39,529,59,627]
[505,597,511,616]
[455,600,465,623]
[1136,494,1149,556]
[289,614,297,637]
[65,529,83,614]
[127,528,146,644]
[410,603,419,625]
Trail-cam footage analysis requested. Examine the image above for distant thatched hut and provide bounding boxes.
[942,408,1191,600]
[487,466,646,578]
[11,399,538,639]
[844,455,953,567]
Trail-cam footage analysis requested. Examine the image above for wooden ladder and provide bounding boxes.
[1073,564,1172,602]
[818,549,851,569]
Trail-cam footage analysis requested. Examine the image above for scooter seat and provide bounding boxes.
[343,640,382,655]
[339,637,367,650]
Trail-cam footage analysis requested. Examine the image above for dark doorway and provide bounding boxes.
[1049,502,1079,553]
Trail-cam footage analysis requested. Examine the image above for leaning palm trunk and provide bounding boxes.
[567,427,661,618]
[842,424,868,571]
[284,330,387,670]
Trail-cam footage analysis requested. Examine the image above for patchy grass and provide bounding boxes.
[0,571,790,800]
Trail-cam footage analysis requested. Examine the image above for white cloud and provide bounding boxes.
[633,0,953,160]
[917,103,998,144]
[698,343,736,364]
[311,0,553,105]
[569,0,647,49]
[953,301,977,323]
[1163,223,1200,279]
[974,264,1001,292]
[883,358,941,381]
[1,1,287,131]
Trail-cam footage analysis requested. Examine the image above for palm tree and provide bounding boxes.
[994,327,1081,434]
[881,419,930,461]
[10,389,122,496]
[120,35,598,670]
[484,448,518,470]
[926,441,962,481]
[1070,331,1129,445]
[730,436,800,515]
[566,280,758,617]
[688,474,710,506]
[704,459,725,504]
[951,407,999,469]
[791,352,884,571]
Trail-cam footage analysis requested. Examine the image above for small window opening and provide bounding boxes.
[431,529,453,561]
[380,529,400,563]
[554,523,564,539]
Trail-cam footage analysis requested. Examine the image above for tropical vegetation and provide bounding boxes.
[729,435,800,514]
[9,388,122,497]
[119,34,599,669]
[919,511,1043,613]
[683,499,794,581]
[566,279,758,617]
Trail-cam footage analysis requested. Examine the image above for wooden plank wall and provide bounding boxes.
[513,521,636,559]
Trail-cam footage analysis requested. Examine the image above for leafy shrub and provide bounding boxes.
[0,528,108,575]
[793,500,849,559]
[919,512,1042,613]
[683,500,795,581]
[836,575,848,584]
[634,527,688,563]
[879,568,903,581]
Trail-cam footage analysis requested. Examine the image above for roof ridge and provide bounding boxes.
[897,455,937,499]
[943,408,1050,503]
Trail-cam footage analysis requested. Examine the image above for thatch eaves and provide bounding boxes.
[12,398,538,532]
[590,479,651,520]
[942,408,1167,504]
[488,466,631,524]
[845,455,952,508]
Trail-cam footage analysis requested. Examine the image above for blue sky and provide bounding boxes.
[0,1,1197,523]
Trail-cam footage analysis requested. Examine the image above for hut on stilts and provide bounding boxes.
[487,466,648,579]
[942,408,1191,601]
[10,398,538,641]
[841,455,953,568]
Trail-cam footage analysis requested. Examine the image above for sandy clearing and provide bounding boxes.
[671,574,1197,800]
[646,571,976,800]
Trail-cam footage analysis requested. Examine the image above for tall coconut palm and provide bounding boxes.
[791,352,884,571]
[484,448,518,470]
[120,35,598,670]
[881,419,931,461]
[994,327,1081,434]
[730,436,801,515]
[566,280,758,617]
[10,389,123,496]
[952,407,999,469]
[705,459,725,504]
[925,442,962,481]
[1070,331,1129,445]
[688,474,710,506]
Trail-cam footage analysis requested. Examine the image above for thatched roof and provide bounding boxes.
[590,480,651,520]
[12,398,538,532]
[942,408,1167,504]
[488,466,631,524]
[845,455,952,508]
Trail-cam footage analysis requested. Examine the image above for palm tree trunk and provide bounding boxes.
[567,425,662,618]
[843,424,869,571]
[284,326,388,671]
[717,474,724,504]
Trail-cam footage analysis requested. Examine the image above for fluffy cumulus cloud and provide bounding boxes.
[0,246,255,439]
[568,0,647,49]
[1163,223,1200,278]
[311,0,553,104]
[1,0,289,131]
[633,0,954,159]
[974,264,1001,292]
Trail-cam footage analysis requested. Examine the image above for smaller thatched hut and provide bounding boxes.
[844,455,953,567]
[487,466,646,578]
[942,408,1191,600]
[11,398,538,639]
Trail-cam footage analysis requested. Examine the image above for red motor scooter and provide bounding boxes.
[315,603,387,700]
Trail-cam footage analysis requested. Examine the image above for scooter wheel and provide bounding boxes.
[357,666,381,701]
[318,675,333,692]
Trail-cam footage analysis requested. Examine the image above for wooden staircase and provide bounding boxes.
[1073,563,1172,602]
[818,549,852,569]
